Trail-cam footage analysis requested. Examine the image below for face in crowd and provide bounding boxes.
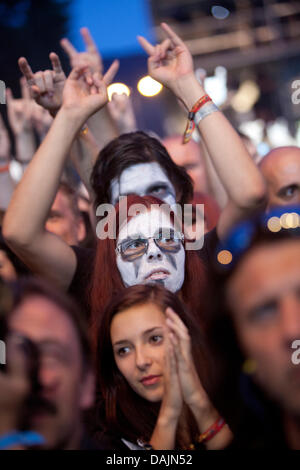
[116,207,185,293]
[226,239,300,416]
[260,147,300,209]
[111,301,166,402]
[163,136,208,194]
[8,294,94,449]
[45,188,86,246]
[110,162,177,208]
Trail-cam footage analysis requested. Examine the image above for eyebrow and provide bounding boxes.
[113,326,164,346]
[118,181,175,199]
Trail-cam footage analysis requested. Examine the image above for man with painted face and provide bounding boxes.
[3,23,265,316]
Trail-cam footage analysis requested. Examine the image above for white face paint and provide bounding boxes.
[110,162,176,207]
[116,208,185,293]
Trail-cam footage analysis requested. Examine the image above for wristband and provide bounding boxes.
[194,101,219,126]
[183,94,212,144]
[197,416,226,444]
[0,163,10,174]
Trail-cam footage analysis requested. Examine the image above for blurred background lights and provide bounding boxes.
[107,83,130,101]
[197,66,228,106]
[211,5,230,20]
[280,212,299,229]
[137,76,163,97]
[217,249,233,265]
[267,216,281,233]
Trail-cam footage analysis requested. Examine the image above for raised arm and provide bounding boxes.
[3,62,118,289]
[61,27,119,149]
[6,79,35,164]
[138,23,266,238]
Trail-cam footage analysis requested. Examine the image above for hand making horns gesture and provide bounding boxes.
[138,22,195,101]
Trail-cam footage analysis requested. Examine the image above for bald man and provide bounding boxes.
[162,135,209,194]
[259,146,300,208]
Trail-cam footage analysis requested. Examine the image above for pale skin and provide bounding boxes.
[151,308,232,450]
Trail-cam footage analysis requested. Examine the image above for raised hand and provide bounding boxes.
[61,60,119,124]
[6,78,33,135]
[0,113,11,159]
[31,102,53,138]
[18,53,66,116]
[107,92,137,134]
[61,27,103,74]
[138,22,194,96]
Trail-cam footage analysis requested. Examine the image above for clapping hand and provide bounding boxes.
[165,308,208,408]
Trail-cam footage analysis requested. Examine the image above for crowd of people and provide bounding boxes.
[0,22,300,450]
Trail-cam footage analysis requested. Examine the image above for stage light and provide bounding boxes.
[107,83,130,101]
[137,76,163,97]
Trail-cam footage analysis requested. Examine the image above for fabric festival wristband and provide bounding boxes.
[194,102,219,126]
[197,416,226,444]
[183,94,212,144]
[0,431,45,449]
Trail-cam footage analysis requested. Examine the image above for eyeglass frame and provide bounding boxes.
[115,231,185,260]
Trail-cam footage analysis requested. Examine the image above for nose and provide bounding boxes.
[38,363,60,393]
[135,345,151,371]
[147,238,162,262]
[280,293,300,349]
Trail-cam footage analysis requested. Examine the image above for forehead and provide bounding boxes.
[9,295,79,347]
[110,303,165,342]
[227,240,300,311]
[110,162,173,197]
[118,208,175,242]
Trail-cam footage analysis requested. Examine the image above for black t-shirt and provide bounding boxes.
[68,228,219,318]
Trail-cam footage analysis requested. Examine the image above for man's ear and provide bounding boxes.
[76,216,87,243]
[79,370,95,410]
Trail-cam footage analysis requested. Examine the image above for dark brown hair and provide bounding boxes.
[90,131,194,210]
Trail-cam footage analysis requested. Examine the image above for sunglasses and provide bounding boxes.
[116,229,184,262]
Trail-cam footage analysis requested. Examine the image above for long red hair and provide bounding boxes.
[90,195,207,347]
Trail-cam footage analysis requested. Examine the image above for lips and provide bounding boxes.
[144,269,170,281]
[140,375,162,386]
